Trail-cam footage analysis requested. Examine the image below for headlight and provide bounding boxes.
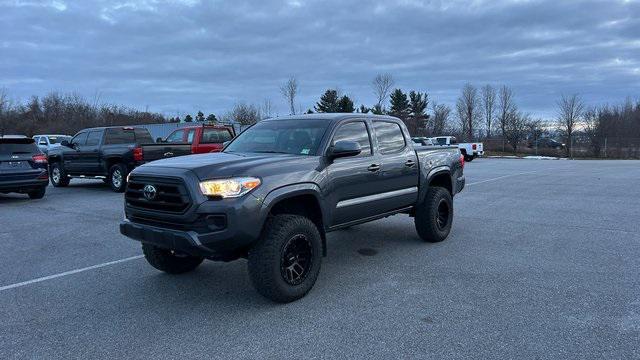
[199,177,261,198]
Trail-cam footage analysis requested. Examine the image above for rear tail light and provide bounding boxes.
[133,147,143,161]
[32,154,48,164]
[460,154,465,169]
[472,144,477,150]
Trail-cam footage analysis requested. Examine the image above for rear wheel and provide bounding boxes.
[49,162,69,187]
[27,187,46,199]
[415,187,453,243]
[142,243,204,274]
[248,214,322,303]
[464,155,474,162]
[108,163,127,192]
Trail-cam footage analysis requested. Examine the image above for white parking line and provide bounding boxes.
[466,170,540,186]
[0,255,143,292]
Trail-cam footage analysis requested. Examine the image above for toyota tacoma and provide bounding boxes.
[120,114,465,302]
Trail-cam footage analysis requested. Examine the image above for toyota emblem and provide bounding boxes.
[143,184,157,200]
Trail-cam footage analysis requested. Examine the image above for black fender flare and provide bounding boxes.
[260,183,328,255]
[418,166,452,204]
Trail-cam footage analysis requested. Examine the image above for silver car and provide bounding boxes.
[32,134,72,154]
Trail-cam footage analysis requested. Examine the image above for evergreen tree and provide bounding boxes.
[408,91,429,135]
[196,111,205,122]
[359,105,371,114]
[337,95,355,113]
[206,113,217,123]
[389,89,410,121]
[184,114,193,122]
[305,109,314,114]
[173,116,181,123]
[314,89,340,113]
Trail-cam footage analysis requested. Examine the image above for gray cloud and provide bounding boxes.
[1,0,639,118]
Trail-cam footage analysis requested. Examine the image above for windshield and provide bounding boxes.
[225,119,328,155]
[48,136,71,144]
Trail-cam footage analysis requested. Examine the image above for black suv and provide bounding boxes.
[47,126,154,192]
[0,136,49,199]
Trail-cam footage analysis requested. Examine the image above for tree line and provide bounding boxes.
[2,78,638,158]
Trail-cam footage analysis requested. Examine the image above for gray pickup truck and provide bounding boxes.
[120,114,465,302]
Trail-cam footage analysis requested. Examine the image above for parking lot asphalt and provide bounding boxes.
[1,159,639,359]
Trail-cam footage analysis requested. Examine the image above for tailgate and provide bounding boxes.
[142,144,192,162]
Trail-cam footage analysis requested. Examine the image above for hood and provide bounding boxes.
[137,151,321,180]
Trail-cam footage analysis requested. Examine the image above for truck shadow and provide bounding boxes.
[124,217,428,311]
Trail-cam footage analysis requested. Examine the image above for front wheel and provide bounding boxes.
[108,163,127,192]
[49,162,70,187]
[415,187,453,243]
[142,244,204,274]
[248,214,322,303]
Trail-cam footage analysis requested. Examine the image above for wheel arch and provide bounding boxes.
[419,166,453,203]
[261,183,328,256]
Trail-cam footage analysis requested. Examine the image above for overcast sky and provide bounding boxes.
[1,0,638,119]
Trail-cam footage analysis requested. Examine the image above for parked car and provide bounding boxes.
[527,138,565,150]
[120,114,465,303]
[143,124,236,161]
[0,137,49,199]
[411,137,434,146]
[33,134,72,154]
[431,136,483,162]
[47,126,154,192]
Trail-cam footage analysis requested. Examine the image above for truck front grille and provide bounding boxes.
[125,176,191,214]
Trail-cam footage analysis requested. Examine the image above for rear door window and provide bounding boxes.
[201,128,233,143]
[373,121,406,154]
[134,128,153,143]
[104,128,135,145]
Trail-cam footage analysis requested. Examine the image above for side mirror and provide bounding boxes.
[328,140,361,159]
[61,140,71,147]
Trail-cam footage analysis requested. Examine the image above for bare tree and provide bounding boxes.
[431,101,451,136]
[280,76,298,115]
[481,84,496,139]
[0,88,7,135]
[225,103,261,126]
[261,98,274,119]
[556,93,585,157]
[497,85,516,150]
[372,73,394,111]
[504,111,529,153]
[456,83,479,141]
[583,107,603,157]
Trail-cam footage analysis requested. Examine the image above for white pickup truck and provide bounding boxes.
[430,136,483,162]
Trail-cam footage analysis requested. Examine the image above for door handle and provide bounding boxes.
[367,164,381,172]
[405,159,416,167]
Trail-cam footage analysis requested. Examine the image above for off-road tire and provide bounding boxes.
[49,162,69,187]
[142,243,204,274]
[415,186,453,243]
[108,163,127,192]
[464,155,474,162]
[248,214,322,303]
[27,187,46,199]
